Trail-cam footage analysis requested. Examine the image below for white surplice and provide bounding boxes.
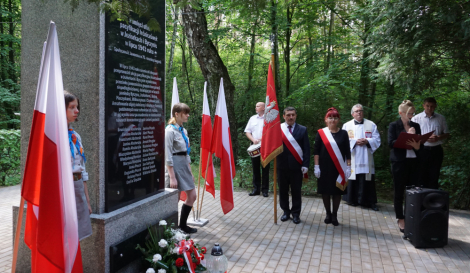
[342,119,380,180]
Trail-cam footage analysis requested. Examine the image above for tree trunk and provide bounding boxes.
[367,61,380,120]
[284,4,293,98]
[358,16,370,107]
[167,5,178,74]
[180,32,194,103]
[0,1,5,81]
[8,0,14,81]
[325,9,334,71]
[246,21,258,97]
[271,0,281,102]
[177,0,238,159]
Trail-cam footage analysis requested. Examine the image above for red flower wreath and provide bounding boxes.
[175,258,184,267]
[201,247,207,254]
[200,254,205,260]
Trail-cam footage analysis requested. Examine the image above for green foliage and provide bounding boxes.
[233,158,251,188]
[0,129,21,186]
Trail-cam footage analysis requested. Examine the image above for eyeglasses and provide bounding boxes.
[354,110,363,113]
[327,117,339,121]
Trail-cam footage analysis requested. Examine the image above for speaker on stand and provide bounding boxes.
[404,187,449,248]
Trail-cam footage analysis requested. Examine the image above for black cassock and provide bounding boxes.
[314,130,351,195]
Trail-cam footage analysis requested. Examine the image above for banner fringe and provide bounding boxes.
[261,146,283,168]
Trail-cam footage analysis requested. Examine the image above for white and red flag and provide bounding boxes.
[211,78,236,214]
[261,62,283,167]
[201,82,216,197]
[171,77,180,116]
[21,22,83,273]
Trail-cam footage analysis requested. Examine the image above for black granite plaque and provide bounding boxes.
[104,1,165,212]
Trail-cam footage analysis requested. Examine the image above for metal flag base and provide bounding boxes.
[187,218,209,227]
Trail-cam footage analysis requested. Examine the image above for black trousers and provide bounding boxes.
[391,158,420,219]
[342,174,377,206]
[278,168,303,217]
[420,145,443,189]
[251,156,270,193]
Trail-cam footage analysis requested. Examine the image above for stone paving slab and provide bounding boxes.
[1,184,470,273]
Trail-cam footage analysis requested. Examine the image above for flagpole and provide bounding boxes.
[195,147,203,218]
[198,151,212,220]
[11,197,25,273]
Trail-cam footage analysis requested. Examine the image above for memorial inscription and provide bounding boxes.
[105,3,165,212]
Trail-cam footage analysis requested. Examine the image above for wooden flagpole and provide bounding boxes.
[197,151,212,220]
[11,197,25,273]
[195,148,204,218]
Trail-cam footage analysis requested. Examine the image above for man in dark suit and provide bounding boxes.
[278,107,310,224]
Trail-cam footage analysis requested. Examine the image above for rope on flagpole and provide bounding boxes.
[11,197,25,273]
[197,151,212,220]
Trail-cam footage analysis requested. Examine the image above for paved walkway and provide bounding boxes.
[1,185,470,272]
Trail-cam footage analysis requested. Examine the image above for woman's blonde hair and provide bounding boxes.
[398,100,415,114]
[168,103,191,125]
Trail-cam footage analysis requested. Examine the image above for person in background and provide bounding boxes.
[411,97,450,189]
[65,91,92,240]
[342,104,381,211]
[245,102,270,197]
[314,107,351,226]
[278,107,310,224]
[388,100,422,233]
[165,103,197,234]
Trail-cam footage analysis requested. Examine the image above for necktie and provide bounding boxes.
[288,125,293,134]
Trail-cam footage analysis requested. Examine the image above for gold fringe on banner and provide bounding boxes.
[261,145,283,168]
[336,180,348,191]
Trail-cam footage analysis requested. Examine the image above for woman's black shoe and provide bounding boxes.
[332,213,339,226]
[397,219,404,233]
[324,213,332,224]
[180,225,197,234]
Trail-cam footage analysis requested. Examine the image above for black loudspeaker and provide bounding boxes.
[404,187,449,248]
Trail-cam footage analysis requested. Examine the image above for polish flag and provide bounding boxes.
[211,78,236,214]
[171,77,180,116]
[21,22,83,273]
[201,82,216,198]
[170,77,187,201]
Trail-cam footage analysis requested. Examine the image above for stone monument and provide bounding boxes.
[16,0,176,272]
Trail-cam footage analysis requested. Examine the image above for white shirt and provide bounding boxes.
[244,114,265,140]
[412,111,449,146]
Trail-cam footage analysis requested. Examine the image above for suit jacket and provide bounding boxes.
[388,118,423,162]
[277,123,310,170]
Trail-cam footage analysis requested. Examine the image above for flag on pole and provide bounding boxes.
[261,62,283,167]
[211,78,236,214]
[201,82,216,197]
[21,22,83,273]
[171,77,180,116]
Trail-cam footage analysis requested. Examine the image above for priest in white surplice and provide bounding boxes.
[342,104,381,211]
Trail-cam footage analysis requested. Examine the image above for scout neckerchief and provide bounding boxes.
[171,124,190,155]
[68,128,86,162]
[317,127,347,191]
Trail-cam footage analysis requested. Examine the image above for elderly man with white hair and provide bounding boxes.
[342,104,381,211]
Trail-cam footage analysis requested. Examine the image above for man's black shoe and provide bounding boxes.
[249,190,260,196]
[263,192,269,197]
[371,204,379,211]
[280,213,290,222]
[293,216,301,224]
[348,202,358,206]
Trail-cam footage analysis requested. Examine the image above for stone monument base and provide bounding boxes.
[13,189,178,273]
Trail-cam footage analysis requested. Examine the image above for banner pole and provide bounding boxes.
[11,197,25,273]
[195,148,203,219]
[273,158,278,224]
[198,151,212,220]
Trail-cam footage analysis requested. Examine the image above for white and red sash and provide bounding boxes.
[281,123,303,164]
[318,127,348,190]
[281,123,308,181]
